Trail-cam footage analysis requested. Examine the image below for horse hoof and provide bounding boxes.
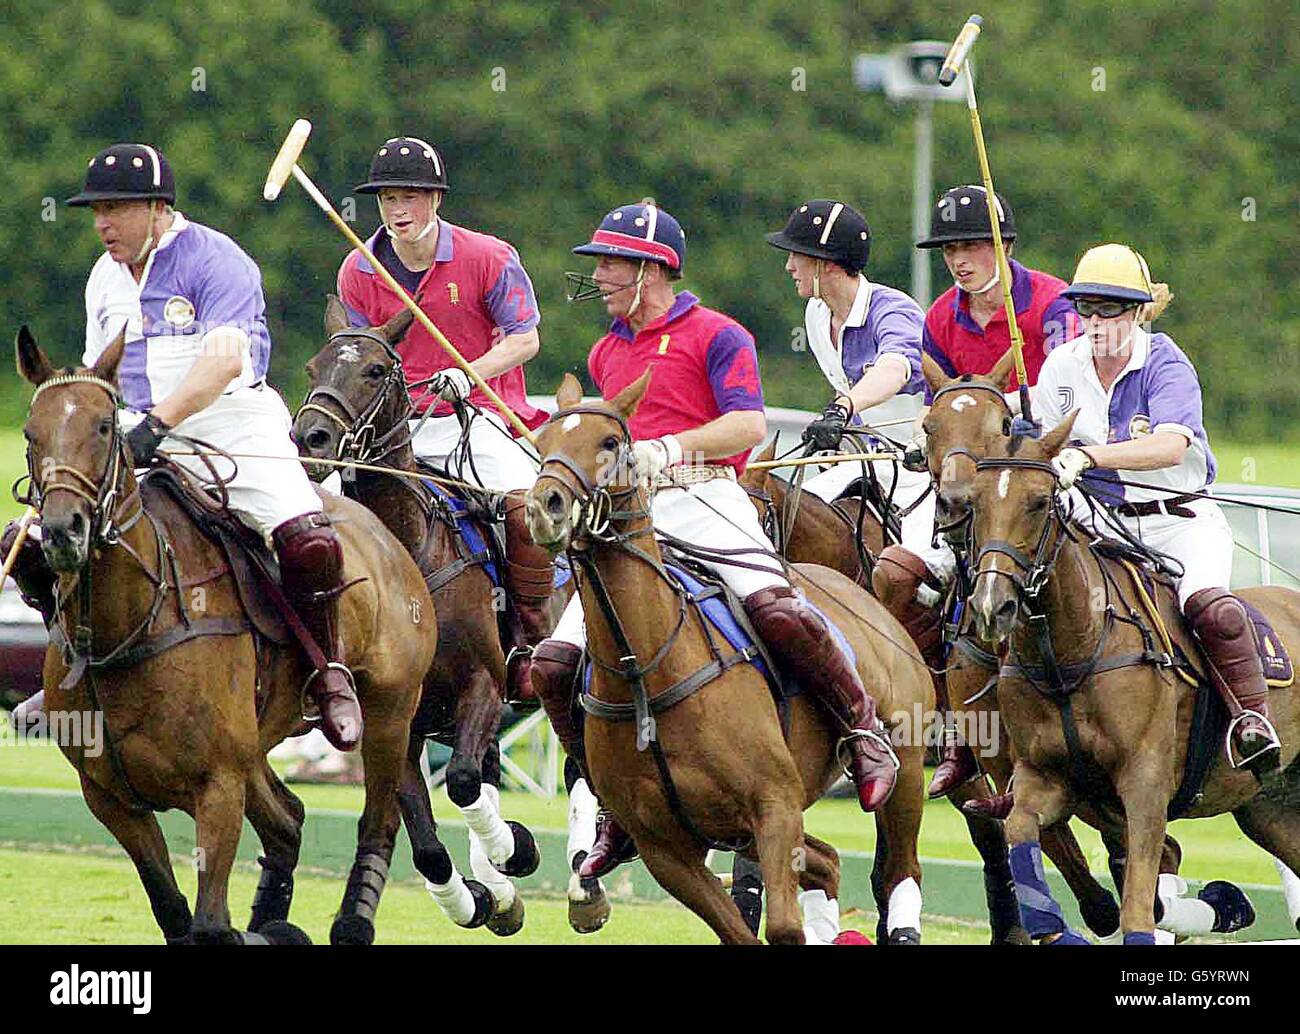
[487,891,526,937]
[462,879,496,929]
[330,913,376,946]
[1200,880,1256,934]
[258,920,313,946]
[191,926,243,946]
[568,874,611,934]
[496,821,541,878]
[887,927,921,945]
[1079,891,1121,938]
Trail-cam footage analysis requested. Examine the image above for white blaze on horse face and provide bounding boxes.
[949,393,978,412]
[998,469,1011,500]
[561,413,582,433]
[337,342,362,364]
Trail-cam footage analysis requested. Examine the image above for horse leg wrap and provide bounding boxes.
[799,889,841,945]
[469,831,517,910]
[1123,931,1157,945]
[1274,859,1300,930]
[460,782,516,867]
[1009,842,1085,943]
[567,777,599,870]
[1155,873,1216,936]
[249,856,295,929]
[885,877,922,938]
[341,852,389,925]
[425,869,483,926]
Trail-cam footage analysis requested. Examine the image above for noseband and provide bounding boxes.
[534,405,643,544]
[297,329,413,465]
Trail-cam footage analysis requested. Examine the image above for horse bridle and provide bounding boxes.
[297,329,415,466]
[969,456,1069,605]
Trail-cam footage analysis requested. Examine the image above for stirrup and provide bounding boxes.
[299,662,358,722]
[837,728,900,780]
[1225,710,1282,770]
[505,643,534,668]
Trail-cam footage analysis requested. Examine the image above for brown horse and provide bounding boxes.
[292,298,573,936]
[964,418,1300,942]
[524,372,932,944]
[17,326,434,945]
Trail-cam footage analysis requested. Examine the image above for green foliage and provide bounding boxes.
[1,1,1297,439]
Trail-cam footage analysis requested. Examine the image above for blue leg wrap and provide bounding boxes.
[1009,842,1087,943]
[1124,931,1157,945]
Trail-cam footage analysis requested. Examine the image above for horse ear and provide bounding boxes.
[609,368,652,420]
[91,327,127,385]
[555,373,584,411]
[921,352,950,394]
[15,325,53,386]
[1038,409,1080,458]
[987,347,1017,391]
[379,306,415,345]
[324,295,351,336]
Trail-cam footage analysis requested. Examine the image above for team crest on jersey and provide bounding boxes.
[447,283,460,305]
[1058,386,1074,411]
[1128,414,1152,438]
[163,295,196,329]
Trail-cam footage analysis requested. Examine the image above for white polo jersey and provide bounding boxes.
[1033,327,1217,507]
[83,212,271,412]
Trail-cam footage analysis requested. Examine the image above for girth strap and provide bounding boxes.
[579,646,759,721]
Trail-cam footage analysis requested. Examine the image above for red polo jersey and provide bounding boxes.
[588,292,765,476]
[337,219,547,431]
[922,259,1081,399]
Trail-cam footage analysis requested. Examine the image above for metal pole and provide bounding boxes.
[911,98,934,307]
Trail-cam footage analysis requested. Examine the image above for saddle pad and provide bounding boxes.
[1242,598,1294,687]
[422,479,499,587]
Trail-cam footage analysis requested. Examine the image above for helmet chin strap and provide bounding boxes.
[131,200,158,266]
[813,259,823,302]
[962,266,1000,297]
[623,261,648,320]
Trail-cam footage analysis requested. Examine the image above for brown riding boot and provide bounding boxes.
[503,493,558,703]
[1185,588,1281,776]
[873,545,978,797]
[273,513,364,752]
[1,518,56,627]
[744,585,899,811]
[531,639,639,879]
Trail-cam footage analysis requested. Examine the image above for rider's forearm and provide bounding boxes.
[469,328,539,382]
[672,410,766,464]
[844,357,908,416]
[149,330,247,427]
[1082,431,1189,472]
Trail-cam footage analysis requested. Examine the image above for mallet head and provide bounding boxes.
[938,14,983,86]
[263,119,312,201]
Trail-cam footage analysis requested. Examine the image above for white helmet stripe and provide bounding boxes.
[140,145,161,188]
[644,203,659,243]
[966,184,1004,221]
[406,136,442,177]
[818,202,844,245]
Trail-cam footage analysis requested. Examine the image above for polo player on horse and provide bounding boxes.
[1035,243,1280,774]
[531,199,901,881]
[4,143,363,751]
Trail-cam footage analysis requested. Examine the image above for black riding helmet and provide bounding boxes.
[915,185,1015,249]
[67,143,175,207]
[355,136,449,194]
[766,199,871,273]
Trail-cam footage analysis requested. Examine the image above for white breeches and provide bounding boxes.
[548,477,788,649]
[134,386,324,543]
[409,408,539,492]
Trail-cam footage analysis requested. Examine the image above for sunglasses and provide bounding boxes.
[1071,298,1137,319]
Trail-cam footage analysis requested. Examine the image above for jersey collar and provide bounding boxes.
[1074,323,1151,394]
[611,290,698,341]
[358,217,453,274]
[953,258,1032,332]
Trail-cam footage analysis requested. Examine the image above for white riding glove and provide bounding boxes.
[1051,447,1094,489]
[631,435,683,483]
[432,367,473,402]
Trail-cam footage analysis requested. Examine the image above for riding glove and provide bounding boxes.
[432,367,473,402]
[902,427,928,472]
[1051,447,1094,489]
[125,413,172,468]
[631,435,683,483]
[802,398,852,453]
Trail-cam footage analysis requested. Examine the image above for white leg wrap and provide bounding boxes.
[567,778,599,867]
[1156,873,1216,936]
[886,877,922,934]
[1155,928,1177,946]
[460,785,515,866]
[470,831,517,911]
[799,889,840,945]
[425,870,477,926]
[1275,858,1300,927]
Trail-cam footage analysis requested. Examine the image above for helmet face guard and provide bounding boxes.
[564,263,647,304]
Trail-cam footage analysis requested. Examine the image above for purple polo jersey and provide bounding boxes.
[833,283,926,404]
[1035,329,1217,506]
[83,213,271,412]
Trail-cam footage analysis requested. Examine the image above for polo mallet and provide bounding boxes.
[938,15,1039,437]
[263,120,538,446]
[0,507,37,594]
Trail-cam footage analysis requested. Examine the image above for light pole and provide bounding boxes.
[853,42,972,307]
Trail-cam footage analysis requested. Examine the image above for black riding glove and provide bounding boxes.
[125,413,171,468]
[802,399,851,453]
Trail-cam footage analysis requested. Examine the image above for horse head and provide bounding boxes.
[922,348,1017,540]
[294,296,415,479]
[525,369,650,555]
[17,324,130,573]
[966,412,1078,643]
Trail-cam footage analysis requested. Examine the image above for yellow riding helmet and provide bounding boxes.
[1060,243,1155,304]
